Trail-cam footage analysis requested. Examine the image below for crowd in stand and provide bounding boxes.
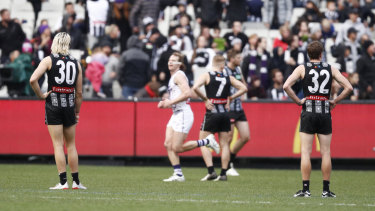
[0,0,375,100]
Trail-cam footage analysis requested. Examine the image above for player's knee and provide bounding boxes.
[172,145,183,153]
[320,148,331,156]
[164,141,172,150]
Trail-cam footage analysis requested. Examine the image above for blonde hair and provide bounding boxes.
[51,32,71,55]
[212,54,225,67]
[105,24,118,35]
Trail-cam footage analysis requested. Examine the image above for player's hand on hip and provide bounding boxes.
[329,100,336,110]
[205,99,214,110]
[298,98,306,106]
[76,113,79,123]
[40,90,52,100]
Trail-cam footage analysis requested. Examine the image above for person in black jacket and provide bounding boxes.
[0,9,26,64]
[356,40,375,99]
[193,0,222,28]
[118,35,150,99]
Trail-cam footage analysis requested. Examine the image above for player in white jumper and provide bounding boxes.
[158,52,220,182]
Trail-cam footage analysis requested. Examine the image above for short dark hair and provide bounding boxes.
[307,41,324,60]
[65,2,73,7]
[226,49,240,60]
[0,9,8,16]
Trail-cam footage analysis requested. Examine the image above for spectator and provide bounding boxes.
[325,0,339,22]
[223,0,247,25]
[223,21,248,50]
[129,0,160,34]
[27,0,44,30]
[54,2,78,32]
[193,0,223,28]
[108,0,132,53]
[190,36,215,69]
[241,36,270,89]
[0,9,26,64]
[31,25,53,61]
[211,27,226,53]
[357,40,375,99]
[5,49,34,96]
[101,42,119,98]
[246,0,263,22]
[85,44,109,98]
[267,69,288,100]
[199,26,214,48]
[118,35,150,99]
[178,14,194,44]
[242,33,258,58]
[247,75,266,100]
[292,19,310,42]
[172,0,192,25]
[351,0,375,29]
[100,24,121,54]
[335,8,370,45]
[168,25,193,51]
[321,19,336,40]
[86,0,110,49]
[336,46,355,74]
[60,14,85,50]
[134,80,161,98]
[337,0,349,23]
[263,0,293,29]
[344,27,362,69]
[344,72,360,101]
[300,1,324,23]
[273,25,292,51]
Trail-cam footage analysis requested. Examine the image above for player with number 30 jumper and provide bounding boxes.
[30,32,86,190]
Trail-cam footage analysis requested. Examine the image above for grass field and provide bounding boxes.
[0,164,374,211]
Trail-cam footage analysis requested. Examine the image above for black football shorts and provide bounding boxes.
[45,103,76,127]
[300,111,332,135]
[201,112,231,133]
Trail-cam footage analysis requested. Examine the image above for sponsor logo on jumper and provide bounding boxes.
[306,95,328,101]
[52,86,74,93]
[210,98,228,104]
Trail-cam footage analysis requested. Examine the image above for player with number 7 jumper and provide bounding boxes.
[283,41,353,198]
[193,54,247,181]
[30,32,87,190]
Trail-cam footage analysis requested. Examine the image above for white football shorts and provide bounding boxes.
[167,108,194,134]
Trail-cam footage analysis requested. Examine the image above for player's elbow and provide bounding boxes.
[29,76,37,85]
[348,85,354,93]
[283,84,289,91]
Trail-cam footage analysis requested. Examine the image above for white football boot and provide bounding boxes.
[163,173,185,182]
[226,163,240,176]
[205,134,220,154]
[72,181,87,189]
[49,182,69,190]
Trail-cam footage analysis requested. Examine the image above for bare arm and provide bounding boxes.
[330,66,353,108]
[283,65,305,105]
[192,72,209,101]
[228,76,248,101]
[75,62,83,118]
[157,72,190,108]
[192,72,214,110]
[29,57,52,99]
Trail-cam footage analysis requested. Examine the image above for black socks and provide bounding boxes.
[208,166,215,174]
[303,180,310,191]
[59,172,67,185]
[220,168,227,176]
[323,180,330,192]
[72,172,80,185]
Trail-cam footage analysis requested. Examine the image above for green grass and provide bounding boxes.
[0,164,374,211]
